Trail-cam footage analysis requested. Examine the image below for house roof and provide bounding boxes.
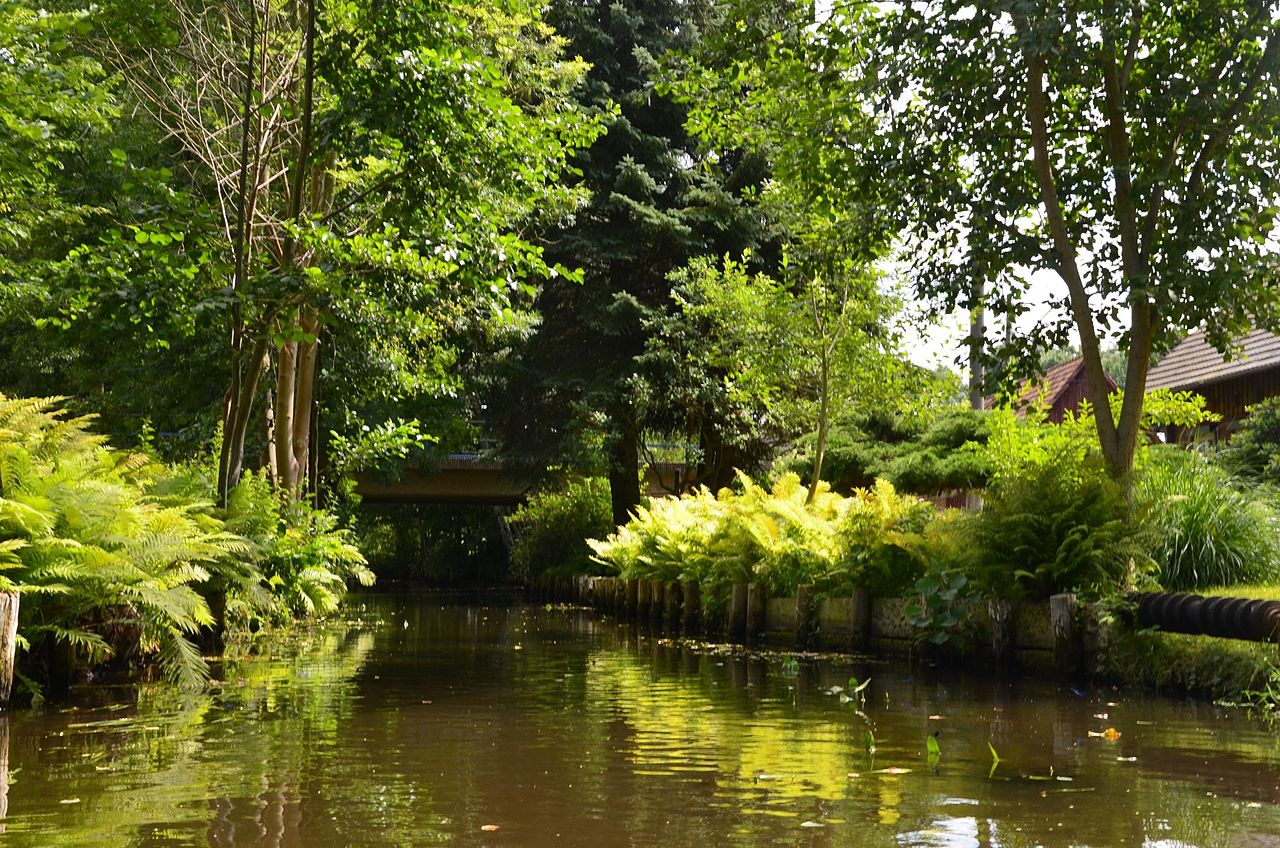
[984,356,1100,412]
[1146,328,1280,391]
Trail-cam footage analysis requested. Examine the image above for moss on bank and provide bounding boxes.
[1102,629,1280,711]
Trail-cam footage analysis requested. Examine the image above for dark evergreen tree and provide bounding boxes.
[489,0,773,526]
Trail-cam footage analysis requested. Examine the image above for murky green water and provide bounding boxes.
[2,592,1280,846]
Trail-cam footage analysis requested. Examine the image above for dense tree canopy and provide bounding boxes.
[676,0,1280,480]
[486,0,776,525]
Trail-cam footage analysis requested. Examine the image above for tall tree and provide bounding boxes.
[681,0,1280,482]
[658,248,913,503]
[56,0,598,503]
[490,0,772,526]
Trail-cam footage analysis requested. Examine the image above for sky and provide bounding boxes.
[896,267,1121,374]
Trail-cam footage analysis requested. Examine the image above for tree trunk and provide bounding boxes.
[1023,49,1126,474]
[274,322,298,492]
[607,409,642,527]
[292,308,319,496]
[219,334,271,505]
[806,348,832,504]
[968,277,986,411]
[0,594,17,710]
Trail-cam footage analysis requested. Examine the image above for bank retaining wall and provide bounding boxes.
[528,573,1107,677]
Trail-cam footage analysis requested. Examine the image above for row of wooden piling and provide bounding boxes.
[529,573,875,652]
[528,572,1092,676]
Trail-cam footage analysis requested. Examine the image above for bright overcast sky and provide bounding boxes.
[896,267,1118,374]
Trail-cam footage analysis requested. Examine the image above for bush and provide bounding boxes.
[968,456,1155,600]
[508,477,613,581]
[1135,446,1280,590]
[829,479,936,595]
[588,472,932,608]
[224,470,373,619]
[1221,396,1280,482]
[0,395,377,692]
[0,395,251,687]
[784,407,992,495]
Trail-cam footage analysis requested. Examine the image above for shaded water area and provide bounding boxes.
[3,592,1280,846]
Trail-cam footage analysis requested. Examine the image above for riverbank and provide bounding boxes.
[542,574,1280,711]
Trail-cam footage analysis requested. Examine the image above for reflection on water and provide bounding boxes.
[0,593,1277,846]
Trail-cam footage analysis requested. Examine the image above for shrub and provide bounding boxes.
[588,471,931,607]
[0,395,253,687]
[827,479,936,595]
[508,477,613,581]
[1221,396,1280,482]
[223,470,373,619]
[784,407,992,495]
[0,395,377,691]
[1135,446,1280,590]
[968,455,1155,600]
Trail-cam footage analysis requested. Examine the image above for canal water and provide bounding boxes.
[2,592,1279,846]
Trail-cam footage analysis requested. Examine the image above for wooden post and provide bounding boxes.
[625,578,639,621]
[682,581,701,635]
[0,716,9,821]
[851,587,872,651]
[637,579,652,622]
[1050,593,1081,677]
[728,584,748,643]
[0,593,16,709]
[664,581,681,632]
[650,580,664,628]
[795,584,815,650]
[989,598,1014,669]
[746,583,766,644]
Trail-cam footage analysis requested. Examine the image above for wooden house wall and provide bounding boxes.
[1048,371,1094,423]
[1197,366,1280,423]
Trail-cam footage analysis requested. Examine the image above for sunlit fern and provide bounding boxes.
[0,394,261,689]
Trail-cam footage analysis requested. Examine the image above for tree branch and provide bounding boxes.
[1023,48,1122,462]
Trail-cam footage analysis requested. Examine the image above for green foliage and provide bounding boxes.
[1136,447,1280,590]
[265,505,374,619]
[0,0,115,281]
[508,478,614,581]
[488,0,775,523]
[832,480,936,596]
[588,472,931,607]
[984,389,1218,485]
[662,253,913,501]
[968,458,1155,601]
[908,569,981,651]
[677,0,1280,480]
[223,471,372,620]
[786,407,993,495]
[0,394,376,691]
[1103,628,1280,704]
[0,395,238,688]
[1221,397,1280,483]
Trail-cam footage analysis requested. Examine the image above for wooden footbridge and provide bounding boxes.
[351,454,687,506]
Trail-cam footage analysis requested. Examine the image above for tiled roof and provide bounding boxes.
[1146,329,1280,391]
[984,356,1094,411]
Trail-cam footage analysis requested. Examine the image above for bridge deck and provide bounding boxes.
[352,455,687,505]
